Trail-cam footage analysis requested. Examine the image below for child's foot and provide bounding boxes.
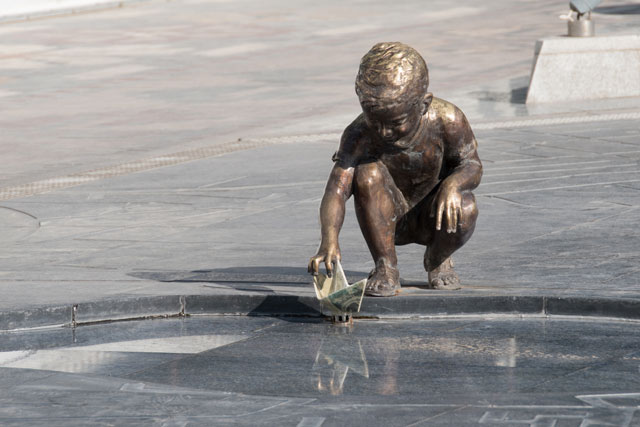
[427,257,461,290]
[365,262,400,297]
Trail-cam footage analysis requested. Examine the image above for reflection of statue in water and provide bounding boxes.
[308,42,482,296]
[313,337,369,395]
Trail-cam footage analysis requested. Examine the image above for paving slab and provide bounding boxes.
[1,0,639,187]
[0,0,639,329]
[1,114,639,329]
[2,316,640,425]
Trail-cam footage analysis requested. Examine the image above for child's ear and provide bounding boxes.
[421,92,433,114]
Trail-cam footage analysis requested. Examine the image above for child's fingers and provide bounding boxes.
[308,256,320,276]
[448,203,456,233]
[325,256,334,278]
[436,201,445,230]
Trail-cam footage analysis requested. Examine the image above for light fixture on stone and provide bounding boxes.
[561,0,602,36]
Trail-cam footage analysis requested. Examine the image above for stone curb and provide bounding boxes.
[2,293,640,331]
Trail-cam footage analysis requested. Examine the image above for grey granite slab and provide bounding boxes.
[5,316,637,425]
[0,0,639,329]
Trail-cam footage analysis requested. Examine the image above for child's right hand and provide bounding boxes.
[308,244,341,278]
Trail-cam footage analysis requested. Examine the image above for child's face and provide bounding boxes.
[360,95,424,149]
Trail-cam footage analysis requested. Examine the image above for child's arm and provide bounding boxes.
[308,124,361,277]
[431,108,483,233]
[308,163,354,278]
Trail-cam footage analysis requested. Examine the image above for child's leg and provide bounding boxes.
[423,192,478,289]
[353,161,408,297]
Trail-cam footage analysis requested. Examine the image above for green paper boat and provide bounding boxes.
[313,260,366,314]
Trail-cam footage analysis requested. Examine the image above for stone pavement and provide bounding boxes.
[1,0,640,330]
[3,316,640,425]
[1,2,640,426]
[1,0,639,187]
[2,111,640,329]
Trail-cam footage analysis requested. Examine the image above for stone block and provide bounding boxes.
[526,35,640,103]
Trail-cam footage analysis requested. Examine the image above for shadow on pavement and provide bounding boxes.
[129,266,371,286]
[466,87,528,104]
[130,266,426,292]
[246,295,325,321]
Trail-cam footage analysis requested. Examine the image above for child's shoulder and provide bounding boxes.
[344,113,368,137]
[427,97,473,142]
[428,97,466,125]
[340,114,370,149]
[333,115,371,164]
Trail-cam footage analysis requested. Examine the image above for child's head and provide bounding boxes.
[355,42,432,148]
[355,42,429,107]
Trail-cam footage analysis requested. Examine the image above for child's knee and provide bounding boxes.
[460,192,478,229]
[354,162,385,194]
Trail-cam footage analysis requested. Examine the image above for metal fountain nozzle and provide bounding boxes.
[563,0,602,37]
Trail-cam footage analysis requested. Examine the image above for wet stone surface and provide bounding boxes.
[1,316,639,425]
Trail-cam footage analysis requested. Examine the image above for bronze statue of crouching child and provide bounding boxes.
[309,42,482,296]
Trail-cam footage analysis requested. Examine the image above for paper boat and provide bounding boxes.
[313,260,366,314]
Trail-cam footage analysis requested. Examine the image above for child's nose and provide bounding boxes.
[381,126,393,138]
